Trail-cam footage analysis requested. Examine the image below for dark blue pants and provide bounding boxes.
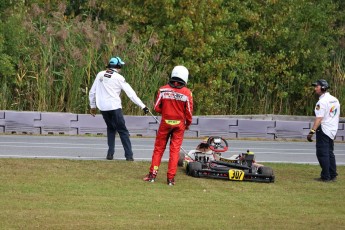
[316,126,337,180]
[101,109,133,160]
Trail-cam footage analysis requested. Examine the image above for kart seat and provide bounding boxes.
[244,152,254,168]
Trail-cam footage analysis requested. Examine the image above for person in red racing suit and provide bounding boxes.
[144,66,193,185]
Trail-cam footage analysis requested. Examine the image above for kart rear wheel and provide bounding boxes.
[258,166,273,176]
[258,166,275,182]
[187,162,202,177]
[178,151,185,167]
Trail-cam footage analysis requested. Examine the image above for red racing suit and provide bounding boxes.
[149,82,193,180]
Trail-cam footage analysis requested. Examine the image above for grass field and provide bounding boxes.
[0,159,344,230]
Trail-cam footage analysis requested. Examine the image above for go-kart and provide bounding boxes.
[178,136,275,183]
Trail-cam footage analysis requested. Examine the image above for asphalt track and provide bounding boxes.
[0,135,344,165]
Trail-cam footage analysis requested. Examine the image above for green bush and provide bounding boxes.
[0,0,344,115]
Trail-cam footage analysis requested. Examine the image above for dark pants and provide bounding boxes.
[101,109,133,160]
[315,126,337,180]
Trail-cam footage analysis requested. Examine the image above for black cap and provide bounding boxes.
[312,79,329,89]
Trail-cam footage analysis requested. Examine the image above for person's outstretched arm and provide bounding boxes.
[119,78,146,109]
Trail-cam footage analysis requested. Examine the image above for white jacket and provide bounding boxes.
[314,92,340,139]
[89,69,145,111]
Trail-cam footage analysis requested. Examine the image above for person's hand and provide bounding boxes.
[90,108,97,117]
[185,125,190,130]
[143,107,149,114]
[307,133,313,142]
[307,129,315,142]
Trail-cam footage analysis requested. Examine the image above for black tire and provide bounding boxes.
[187,162,202,177]
[178,151,185,167]
[258,166,275,182]
[258,166,274,176]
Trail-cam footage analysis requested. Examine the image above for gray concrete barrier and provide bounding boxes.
[38,112,78,135]
[0,111,5,133]
[1,111,41,134]
[71,114,107,135]
[0,110,344,141]
[268,120,311,139]
[337,123,345,141]
[230,119,275,139]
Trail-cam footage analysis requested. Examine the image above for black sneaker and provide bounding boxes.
[126,158,134,161]
[314,178,331,182]
[143,172,156,182]
[106,154,114,160]
[331,177,337,182]
[167,178,175,186]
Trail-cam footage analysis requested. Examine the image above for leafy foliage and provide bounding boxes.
[0,0,344,115]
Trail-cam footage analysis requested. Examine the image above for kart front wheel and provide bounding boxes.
[187,162,202,177]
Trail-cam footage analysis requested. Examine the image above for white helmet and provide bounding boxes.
[171,65,189,84]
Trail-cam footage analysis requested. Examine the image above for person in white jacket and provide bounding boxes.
[307,79,340,182]
[89,56,149,161]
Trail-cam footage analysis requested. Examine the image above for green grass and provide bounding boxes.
[0,159,344,230]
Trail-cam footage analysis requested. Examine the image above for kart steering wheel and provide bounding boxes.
[207,136,229,152]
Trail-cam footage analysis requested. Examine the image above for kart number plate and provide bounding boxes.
[229,169,244,181]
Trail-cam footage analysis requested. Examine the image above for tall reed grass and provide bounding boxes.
[0,3,167,115]
[332,50,345,101]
